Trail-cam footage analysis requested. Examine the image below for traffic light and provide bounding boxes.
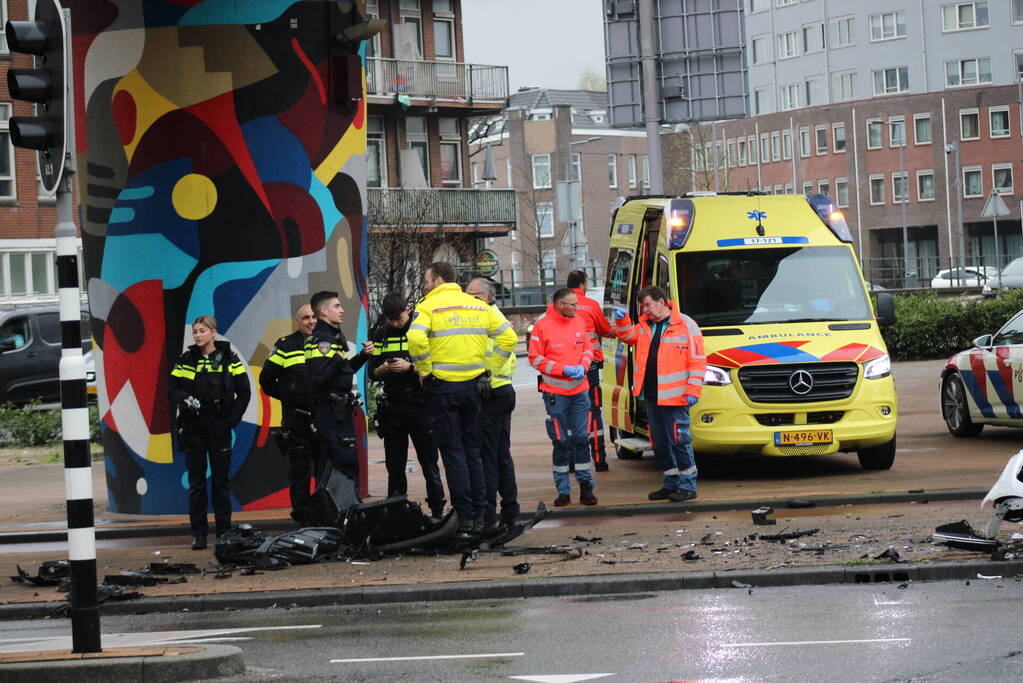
[5,0,69,194]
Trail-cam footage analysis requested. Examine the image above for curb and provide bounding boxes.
[0,488,989,545]
[2,558,1020,621]
[0,644,244,682]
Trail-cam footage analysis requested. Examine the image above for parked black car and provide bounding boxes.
[0,305,93,403]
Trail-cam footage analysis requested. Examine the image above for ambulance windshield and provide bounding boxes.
[676,246,872,326]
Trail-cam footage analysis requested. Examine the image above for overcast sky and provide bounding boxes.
[462,0,606,91]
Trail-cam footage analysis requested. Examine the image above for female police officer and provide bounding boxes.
[170,315,251,549]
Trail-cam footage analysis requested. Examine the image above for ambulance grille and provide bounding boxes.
[738,363,859,404]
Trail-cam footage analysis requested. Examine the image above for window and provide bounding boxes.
[754,87,773,115]
[815,126,828,155]
[434,19,454,59]
[569,152,581,182]
[888,117,905,147]
[536,202,554,238]
[802,181,814,194]
[0,252,55,296]
[541,249,556,286]
[782,130,792,160]
[805,76,826,106]
[829,16,855,48]
[751,0,770,11]
[1014,0,1023,22]
[818,179,830,197]
[751,34,771,64]
[406,116,429,180]
[942,2,989,31]
[511,250,522,282]
[1016,50,1023,81]
[945,58,992,87]
[0,1,7,53]
[869,174,886,204]
[771,131,781,161]
[993,164,1014,194]
[433,0,453,12]
[628,155,637,187]
[833,123,846,153]
[835,178,849,207]
[738,138,747,166]
[0,316,29,348]
[990,107,1010,138]
[439,142,460,183]
[892,172,908,203]
[748,135,758,164]
[779,84,799,110]
[869,11,906,41]
[867,120,883,149]
[784,182,794,194]
[803,22,825,53]
[641,155,650,189]
[773,184,783,195]
[0,103,14,199]
[366,116,385,188]
[799,127,811,157]
[727,139,737,166]
[778,31,799,59]
[608,154,618,188]
[760,134,770,164]
[831,70,856,102]
[506,158,513,189]
[917,170,935,201]
[914,113,932,145]
[776,0,796,6]
[872,67,909,95]
[963,166,983,197]
[960,109,980,140]
[532,154,551,188]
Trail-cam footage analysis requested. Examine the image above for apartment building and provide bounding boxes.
[661,0,1023,286]
[471,89,648,300]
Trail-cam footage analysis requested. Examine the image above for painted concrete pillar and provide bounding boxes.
[69,1,369,514]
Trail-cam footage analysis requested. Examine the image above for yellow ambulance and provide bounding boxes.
[601,193,898,470]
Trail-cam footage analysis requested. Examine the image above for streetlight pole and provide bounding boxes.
[564,136,603,274]
[879,119,910,286]
[945,141,965,278]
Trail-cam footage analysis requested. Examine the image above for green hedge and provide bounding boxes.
[0,401,102,448]
[880,289,1023,361]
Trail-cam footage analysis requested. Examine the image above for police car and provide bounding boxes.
[940,308,1023,436]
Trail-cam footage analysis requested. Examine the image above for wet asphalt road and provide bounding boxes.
[4,579,1023,681]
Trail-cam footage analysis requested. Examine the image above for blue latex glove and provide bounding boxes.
[611,306,628,321]
[684,395,698,407]
[564,365,584,379]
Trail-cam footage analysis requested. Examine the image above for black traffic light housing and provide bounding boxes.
[330,0,384,110]
[5,0,69,194]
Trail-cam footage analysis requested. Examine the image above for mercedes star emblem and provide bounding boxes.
[789,369,814,395]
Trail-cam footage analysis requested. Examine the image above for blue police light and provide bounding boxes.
[666,198,695,249]
[807,194,852,243]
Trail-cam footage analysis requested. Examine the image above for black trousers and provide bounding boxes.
[586,363,608,467]
[281,409,315,511]
[480,384,518,524]
[428,378,485,524]
[314,404,358,481]
[181,414,233,537]
[382,399,446,513]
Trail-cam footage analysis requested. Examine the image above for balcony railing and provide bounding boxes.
[368,187,516,227]
[366,58,509,101]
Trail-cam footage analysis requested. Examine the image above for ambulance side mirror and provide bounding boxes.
[874,292,896,326]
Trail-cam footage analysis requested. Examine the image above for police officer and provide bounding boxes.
[368,292,446,518]
[259,303,317,524]
[466,278,519,533]
[170,315,251,550]
[305,291,373,484]
[407,262,517,542]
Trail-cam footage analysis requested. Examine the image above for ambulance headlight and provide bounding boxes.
[863,354,891,379]
[704,365,731,386]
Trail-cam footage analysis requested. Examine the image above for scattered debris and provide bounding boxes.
[730,579,753,589]
[758,528,819,542]
[103,571,170,587]
[874,548,902,563]
[977,573,1002,580]
[933,520,999,551]
[513,563,531,575]
[681,550,701,561]
[572,536,602,543]
[599,559,640,565]
[751,507,777,526]
[148,562,200,575]
[699,533,716,545]
[11,561,70,586]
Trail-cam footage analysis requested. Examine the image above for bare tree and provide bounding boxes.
[511,161,556,303]
[577,66,607,92]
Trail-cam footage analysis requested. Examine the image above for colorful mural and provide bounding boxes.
[69,0,371,514]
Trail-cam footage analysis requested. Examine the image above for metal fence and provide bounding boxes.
[366,58,509,101]
[368,188,517,226]
[860,254,1021,290]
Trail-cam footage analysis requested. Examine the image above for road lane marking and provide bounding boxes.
[720,638,910,647]
[509,675,615,682]
[0,625,322,654]
[332,652,525,663]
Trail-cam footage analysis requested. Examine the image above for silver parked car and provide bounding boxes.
[982,258,1023,297]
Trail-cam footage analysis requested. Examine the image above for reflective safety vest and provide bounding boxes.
[407,282,518,382]
[304,319,367,400]
[528,302,594,396]
[615,302,706,405]
[485,303,516,389]
[259,329,312,410]
[572,287,611,363]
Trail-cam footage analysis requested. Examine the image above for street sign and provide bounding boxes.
[556,180,581,223]
[981,192,1011,218]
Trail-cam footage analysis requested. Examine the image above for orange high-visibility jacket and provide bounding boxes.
[615,302,706,405]
[572,287,612,363]
[528,303,594,396]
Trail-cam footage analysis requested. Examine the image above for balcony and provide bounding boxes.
[368,188,516,232]
[366,58,509,104]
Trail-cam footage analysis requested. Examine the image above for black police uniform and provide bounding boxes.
[259,329,315,520]
[170,341,251,539]
[304,318,367,481]
[368,317,446,516]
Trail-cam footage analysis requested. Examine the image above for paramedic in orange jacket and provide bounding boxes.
[528,288,597,507]
[613,285,706,502]
[566,270,613,471]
